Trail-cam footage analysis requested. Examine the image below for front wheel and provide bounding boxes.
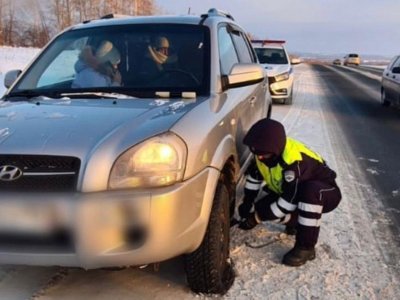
[381,88,390,107]
[285,87,293,105]
[184,178,234,294]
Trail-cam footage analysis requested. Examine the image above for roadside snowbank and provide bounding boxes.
[0,46,40,96]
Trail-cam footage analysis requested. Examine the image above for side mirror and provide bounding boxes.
[224,63,264,90]
[4,69,22,88]
[290,58,301,65]
[392,67,400,74]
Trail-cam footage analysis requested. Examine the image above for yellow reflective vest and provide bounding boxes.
[255,137,324,194]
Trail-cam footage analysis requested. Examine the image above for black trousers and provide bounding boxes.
[255,180,341,248]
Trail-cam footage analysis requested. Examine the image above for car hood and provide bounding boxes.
[0,97,201,158]
[260,64,291,77]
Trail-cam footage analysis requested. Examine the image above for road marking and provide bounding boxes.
[323,65,381,102]
[338,65,381,81]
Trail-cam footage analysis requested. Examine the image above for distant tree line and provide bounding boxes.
[0,0,158,48]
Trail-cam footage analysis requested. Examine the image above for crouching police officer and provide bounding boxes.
[238,118,341,266]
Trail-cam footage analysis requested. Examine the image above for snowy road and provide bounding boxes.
[1,63,400,299]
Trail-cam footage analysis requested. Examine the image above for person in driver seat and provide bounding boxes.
[138,36,178,83]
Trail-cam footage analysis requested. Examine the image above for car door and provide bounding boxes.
[385,56,400,101]
[390,57,400,104]
[230,28,266,121]
[217,25,260,166]
[217,25,248,166]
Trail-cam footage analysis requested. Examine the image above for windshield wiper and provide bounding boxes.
[59,92,135,99]
[5,90,59,100]
[5,90,137,101]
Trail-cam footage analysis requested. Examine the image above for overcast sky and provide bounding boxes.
[156,0,400,57]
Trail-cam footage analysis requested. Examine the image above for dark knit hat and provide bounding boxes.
[243,118,286,156]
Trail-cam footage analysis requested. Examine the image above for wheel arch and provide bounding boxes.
[209,135,239,216]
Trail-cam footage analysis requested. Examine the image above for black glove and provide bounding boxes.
[238,201,253,219]
[238,213,259,230]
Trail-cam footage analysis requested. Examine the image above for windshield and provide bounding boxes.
[254,48,288,64]
[9,24,210,98]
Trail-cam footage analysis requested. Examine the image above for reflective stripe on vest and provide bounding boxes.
[256,138,323,194]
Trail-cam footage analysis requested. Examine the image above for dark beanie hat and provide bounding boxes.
[243,118,286,156]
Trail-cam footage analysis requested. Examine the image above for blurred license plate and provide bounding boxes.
[0,202,55,235]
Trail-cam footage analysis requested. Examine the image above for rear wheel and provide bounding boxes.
[381,88,390,107]
[184,178,234,295]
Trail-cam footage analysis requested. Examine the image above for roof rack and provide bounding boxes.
[100,14,131,19]
[252,40,286,46]
[201,8,235,21]
[83,13,131,24]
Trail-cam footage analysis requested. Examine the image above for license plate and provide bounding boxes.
[0,201,56,235]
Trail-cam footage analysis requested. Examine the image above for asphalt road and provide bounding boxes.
[310,63,400,238]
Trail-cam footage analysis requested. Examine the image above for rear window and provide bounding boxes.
[254,48,288,64]
[349,54,359,58]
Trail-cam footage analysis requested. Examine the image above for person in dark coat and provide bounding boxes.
[238,118,342,266]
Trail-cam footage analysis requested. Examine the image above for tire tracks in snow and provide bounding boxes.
[312,64,400,297]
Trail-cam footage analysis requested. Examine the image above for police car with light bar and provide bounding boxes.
[252,40,297,104]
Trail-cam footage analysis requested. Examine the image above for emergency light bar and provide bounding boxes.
[252,40,286,46]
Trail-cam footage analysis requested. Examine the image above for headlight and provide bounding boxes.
[274,72,289,82]
[109,133,187,189]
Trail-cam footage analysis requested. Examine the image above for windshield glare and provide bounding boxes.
[255,48,288,64]
[12,24,210,97]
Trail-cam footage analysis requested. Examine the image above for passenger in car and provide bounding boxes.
[72,40,122,88]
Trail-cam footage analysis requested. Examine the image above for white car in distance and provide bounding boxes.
[252,40,297,104]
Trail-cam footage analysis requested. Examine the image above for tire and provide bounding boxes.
[285,87,293,105]
[266,103,272,119]
[184,178,234,295]
[381,88,390,107]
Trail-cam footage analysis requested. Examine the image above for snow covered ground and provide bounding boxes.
[0,47,399,299]
[0,46,40,96]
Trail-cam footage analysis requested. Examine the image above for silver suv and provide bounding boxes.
[0,9,271,294]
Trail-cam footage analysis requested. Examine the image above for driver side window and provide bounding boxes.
[218,26,239,75]
[390,57,400,72]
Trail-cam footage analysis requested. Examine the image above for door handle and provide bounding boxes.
[393,75,396,79]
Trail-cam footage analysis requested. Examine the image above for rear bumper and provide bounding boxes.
[344,59,360,65]
[0,167,220,269]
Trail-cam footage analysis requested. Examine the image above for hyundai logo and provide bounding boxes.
[0,165,23,181]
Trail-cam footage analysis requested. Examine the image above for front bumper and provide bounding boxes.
[268,76,294,100]
[0,167,220,269]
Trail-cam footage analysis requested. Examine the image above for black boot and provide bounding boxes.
[282,245,316,266]
[284,225,297,235]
